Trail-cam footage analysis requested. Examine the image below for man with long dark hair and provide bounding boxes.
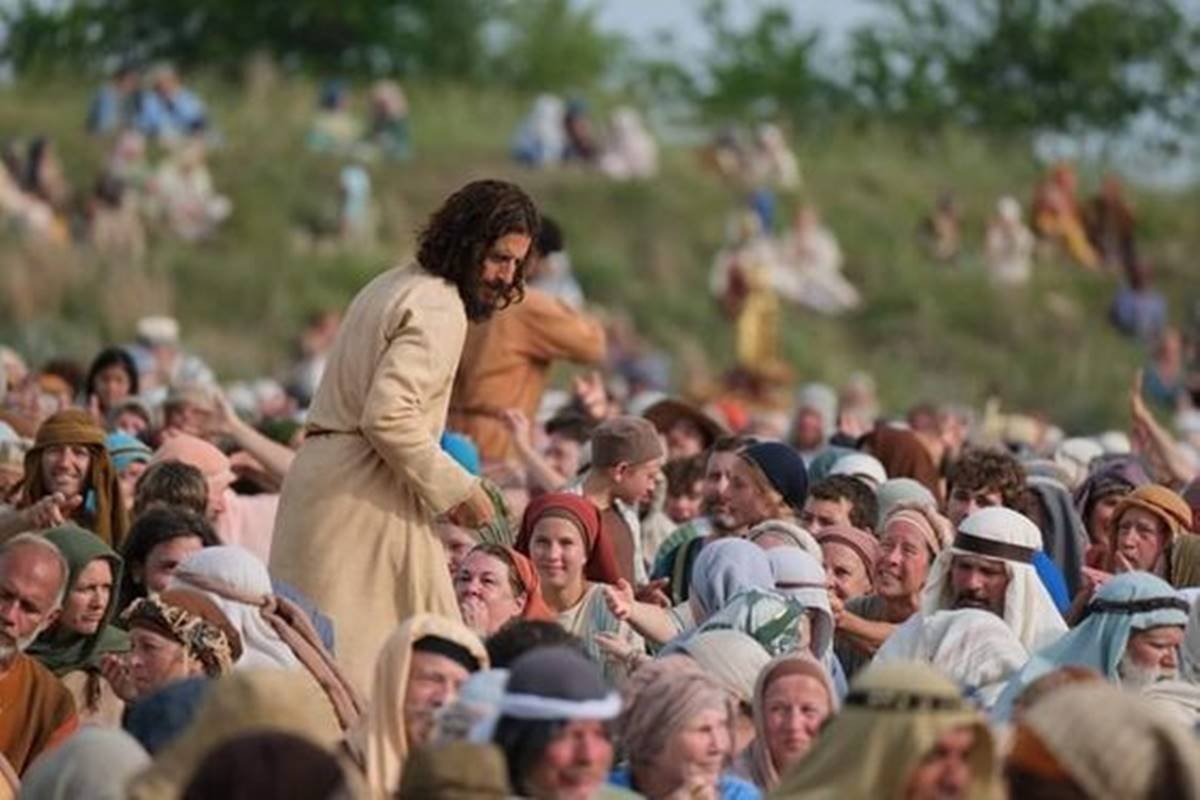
[269,180,539,692]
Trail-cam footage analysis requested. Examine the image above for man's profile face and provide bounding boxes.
[404,650,470,747]
[477,232,531,312]
[950,554,1009,616]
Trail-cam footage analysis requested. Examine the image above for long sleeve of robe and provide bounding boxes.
[269,264,477,693]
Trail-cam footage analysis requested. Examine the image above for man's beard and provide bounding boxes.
[1118,651,1177,689]
[462,279,515,322]
[952,593,1003,617]
[0,624,44,662]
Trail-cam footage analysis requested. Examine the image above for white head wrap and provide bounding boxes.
[920,506,1067,652]
[828,452,887,489]
[170,545,300,669]
[875,608,1028,709]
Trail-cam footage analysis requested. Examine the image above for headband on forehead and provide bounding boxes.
[499,691,621,721]
[845,688,969,713]
[1082,596,1190,619]
[953,531,1035,564]
[413,635,481,673]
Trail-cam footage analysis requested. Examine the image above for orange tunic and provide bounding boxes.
[0,654,77,775]
[449,288,606,463]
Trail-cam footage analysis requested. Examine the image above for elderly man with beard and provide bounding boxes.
[0,534,77,776]
[879,506,1067,663]
[994,571,1188,717]
[0,409,127,546]
[270,180,539,693]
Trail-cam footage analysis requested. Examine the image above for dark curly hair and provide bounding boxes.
[809,474,878,531]
[416,179,540,321]
[947,448,1027,510]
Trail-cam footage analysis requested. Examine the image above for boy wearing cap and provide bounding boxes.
[569,416,665,585]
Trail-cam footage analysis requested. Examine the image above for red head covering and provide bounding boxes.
[503,547,556,621]
[514,492,621,585]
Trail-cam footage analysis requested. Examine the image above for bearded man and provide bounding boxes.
[270,180,538,692]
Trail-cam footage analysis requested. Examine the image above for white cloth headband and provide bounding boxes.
[499,691,622,721]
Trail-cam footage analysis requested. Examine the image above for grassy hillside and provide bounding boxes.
[0,75,1197,432]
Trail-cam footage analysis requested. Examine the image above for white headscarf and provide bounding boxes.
[875,608,1028,709]
[920,506,1067,652]
[170,545,300,670]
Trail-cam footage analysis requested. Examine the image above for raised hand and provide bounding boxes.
[603,579,635,621]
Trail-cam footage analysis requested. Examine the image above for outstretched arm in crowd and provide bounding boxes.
[0,493,82,541]
[831,595,899,658]
[603,579,682,645]
[211,390,296,482]
[1130,369,1196,489]
[501,410,567,491]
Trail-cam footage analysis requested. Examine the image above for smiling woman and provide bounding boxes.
[517,492,641,682]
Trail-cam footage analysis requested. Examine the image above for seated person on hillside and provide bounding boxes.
[1085,174,1137,274]
[1110,260,1167,344]
[511,94,565,168]
[88,173,147,263]
[748,123,801,192]
[134,64,208,140]
[985,196,1035,286]
[365,80,410,160]
[305,80,362,155]
[151,136,231,241]
[87,64,142,135]
[919,192,962,262]
[775,204,860,315]
[563,99,600,163]
[598,106,657,180]
[1033,163,1099,269]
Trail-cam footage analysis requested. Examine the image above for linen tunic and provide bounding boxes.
[270,263,477,692]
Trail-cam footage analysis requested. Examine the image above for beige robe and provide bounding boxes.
[269,264,478,693]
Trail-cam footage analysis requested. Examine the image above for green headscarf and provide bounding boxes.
[27,524,130,675]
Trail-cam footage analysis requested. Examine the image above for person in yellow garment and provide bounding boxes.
[269,180,539,693]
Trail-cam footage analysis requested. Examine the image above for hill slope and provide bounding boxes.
[0,76,1196,431]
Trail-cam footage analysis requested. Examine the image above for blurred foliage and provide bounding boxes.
[849,0,1200,137]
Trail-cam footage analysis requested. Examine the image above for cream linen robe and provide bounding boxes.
[270,263,478,693]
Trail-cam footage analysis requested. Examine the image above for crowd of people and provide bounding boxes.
[0,178,1198,800]
[0,63,232,254]
[511,95,658,181]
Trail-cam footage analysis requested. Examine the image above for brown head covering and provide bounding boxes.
[642,398,728,451]
[816,525,880,585]
[22,409,127,547]
[515,492,620,585]
[862,425,941,502]
[1111,484,1191,542]
[122,588,243,676]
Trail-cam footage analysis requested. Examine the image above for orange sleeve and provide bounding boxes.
[518,292,607,365]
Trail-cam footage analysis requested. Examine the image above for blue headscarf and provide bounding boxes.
[993,571,1189,719]
[105,431,152,472]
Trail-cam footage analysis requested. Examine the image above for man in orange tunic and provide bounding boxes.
[0,534,78,775]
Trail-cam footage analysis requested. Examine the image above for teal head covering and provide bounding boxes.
[28,524,129,674]
[994,571,1188,718]
[105,431,152,472]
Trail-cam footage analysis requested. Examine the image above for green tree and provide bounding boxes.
[1,0,495,79]
[491,0,622,92]
[849,0,1200,137]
